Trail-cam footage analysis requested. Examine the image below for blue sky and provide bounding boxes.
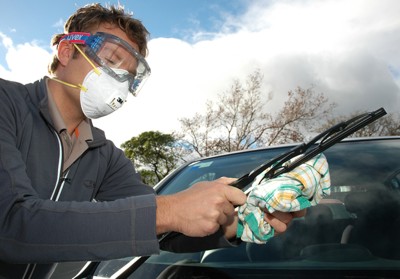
[0,0,399,146]
[0,1,244,50]
[0,0,247,68]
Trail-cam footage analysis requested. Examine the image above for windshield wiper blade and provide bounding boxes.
[230,107,387,190]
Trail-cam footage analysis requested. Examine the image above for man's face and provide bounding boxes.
[73,23,141,82]
[53,23,145,117]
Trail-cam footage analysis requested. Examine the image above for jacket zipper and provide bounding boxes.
[50,130,65,201]
[23,130,65,279]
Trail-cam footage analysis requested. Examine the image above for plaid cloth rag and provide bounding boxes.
[237,153,331,244]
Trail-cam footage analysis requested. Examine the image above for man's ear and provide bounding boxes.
[57,41,75,66]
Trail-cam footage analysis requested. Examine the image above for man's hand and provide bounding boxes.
[222,208,307,240]
[156,177,246,237]
[156,178,306,239]
[263,209,307,235]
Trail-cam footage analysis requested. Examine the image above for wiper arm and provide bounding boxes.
[230,107,387,190]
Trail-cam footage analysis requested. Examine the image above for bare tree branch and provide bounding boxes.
[178,70,336,157]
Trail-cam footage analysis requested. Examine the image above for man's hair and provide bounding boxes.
[48,3,149,74]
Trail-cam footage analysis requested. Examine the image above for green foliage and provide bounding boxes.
[137,169,160,186]
[121,131,180,186]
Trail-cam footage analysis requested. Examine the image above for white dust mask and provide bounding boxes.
[79,67,130,119]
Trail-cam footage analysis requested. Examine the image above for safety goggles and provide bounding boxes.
[59,31,151,96]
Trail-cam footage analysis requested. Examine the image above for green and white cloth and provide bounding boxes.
[237,153,331,244]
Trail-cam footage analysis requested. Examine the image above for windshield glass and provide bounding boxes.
[158,147,288,195]
[93,138,400,278]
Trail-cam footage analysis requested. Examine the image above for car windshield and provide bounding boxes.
[92,138,400,278]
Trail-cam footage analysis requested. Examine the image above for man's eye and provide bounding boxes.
[105,58,117,66]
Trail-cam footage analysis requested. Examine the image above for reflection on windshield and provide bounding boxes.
[158,148,288,195]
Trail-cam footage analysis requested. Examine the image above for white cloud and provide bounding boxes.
[0,33,13,48]
[2,0,400,147]
[97,0,400,147]
[52,18,65,31]
[0,32,52,84]
[53,18,64,28]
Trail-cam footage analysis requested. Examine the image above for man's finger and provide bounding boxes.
[270,211,293,224]
[292,209,307,218]
[216,176,237,185]
[223,186,247,206]
[264,212,288,234]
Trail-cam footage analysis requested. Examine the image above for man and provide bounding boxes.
[0,4,300,278]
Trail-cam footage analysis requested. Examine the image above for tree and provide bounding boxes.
[317,111,400,137]
[266,86,336,145]
[179,69,336,157]
[121,131,184,185]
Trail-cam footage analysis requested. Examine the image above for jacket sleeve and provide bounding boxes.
[93,143,238,254]
[0,81,160,264]
[159,229,241,253]
[92,137,156,201]
[91,134,244,254]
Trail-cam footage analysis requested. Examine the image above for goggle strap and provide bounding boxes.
[73,44,101,76]
[59,32,91,44]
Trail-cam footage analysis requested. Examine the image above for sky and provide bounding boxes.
[0,0,399,147]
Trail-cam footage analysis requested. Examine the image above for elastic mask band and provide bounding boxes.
[73,44,101,76]
[51,77,88,92]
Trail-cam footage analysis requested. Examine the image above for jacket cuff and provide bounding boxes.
[131,194,160,256]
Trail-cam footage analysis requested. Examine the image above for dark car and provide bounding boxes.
[75,137,400,279]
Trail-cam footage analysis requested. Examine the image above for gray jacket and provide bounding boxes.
[0,78,234,278]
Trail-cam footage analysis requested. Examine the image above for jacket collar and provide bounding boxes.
[31,77,108,148]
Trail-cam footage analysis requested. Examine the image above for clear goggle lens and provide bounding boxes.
[60,32,151,96]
